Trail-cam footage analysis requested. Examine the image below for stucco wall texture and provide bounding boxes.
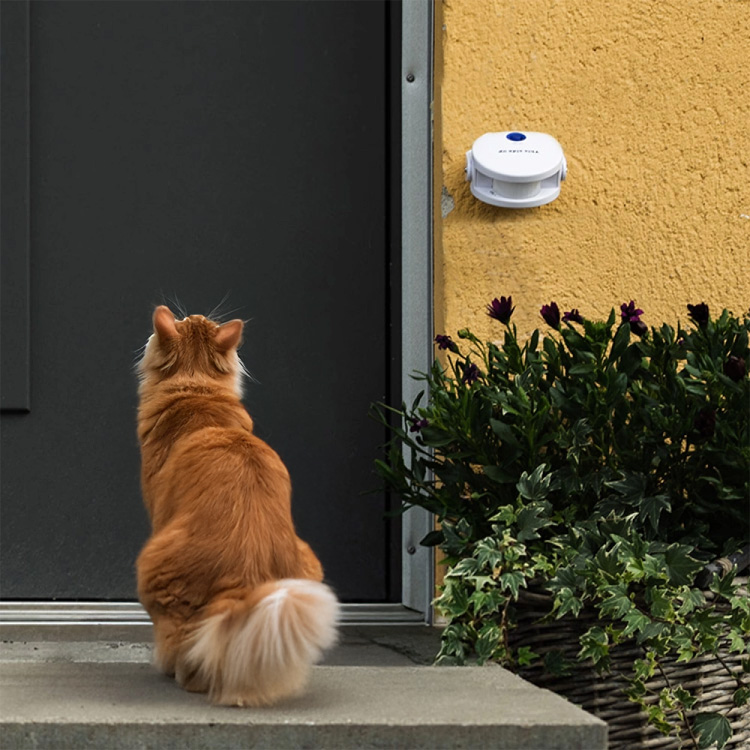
[437,0,749,341]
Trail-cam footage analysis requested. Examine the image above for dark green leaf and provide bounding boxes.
[436,579,470,618]
[578,626,609,667]
[677,588,705,616]
[483,465,517,484]
[709,569,738,600]
[419,529,444,547]
[499,570,526,600]
[475,622,501,665]
[674,686,698,710]
[639,494,672,532]
[608,321,631,363]
[544,650,573,677]
[599,583,633,619]
[490,418,518,445]
[517,465,552,502]
[607,472,648,503]
[664,544,703,586]
[516,646,539,667]
[694,712,732,749]
[516,502,553,541]
[555,587,583,618]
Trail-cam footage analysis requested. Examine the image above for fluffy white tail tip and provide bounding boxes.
[182,579,339,706]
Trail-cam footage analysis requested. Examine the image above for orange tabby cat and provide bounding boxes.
[136,305,338,706]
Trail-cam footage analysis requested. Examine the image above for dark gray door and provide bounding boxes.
[0,1,400,602]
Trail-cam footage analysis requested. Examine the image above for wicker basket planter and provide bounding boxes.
[509,587,750,749]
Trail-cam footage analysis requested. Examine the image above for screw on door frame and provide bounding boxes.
[406,73,415,83]
[407,544,417,555]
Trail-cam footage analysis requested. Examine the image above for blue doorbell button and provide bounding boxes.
[506,132,527,141]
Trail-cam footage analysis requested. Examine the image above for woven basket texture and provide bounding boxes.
[509,588,750,749]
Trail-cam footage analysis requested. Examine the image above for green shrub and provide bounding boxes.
[374,299,749,748]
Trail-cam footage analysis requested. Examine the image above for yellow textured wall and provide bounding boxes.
[437,0,750,341]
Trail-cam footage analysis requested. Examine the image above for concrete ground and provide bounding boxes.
[0,625,607,749]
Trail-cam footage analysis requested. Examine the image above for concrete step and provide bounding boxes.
[0,627,607,750]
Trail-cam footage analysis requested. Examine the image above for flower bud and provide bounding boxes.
[723,355,746,382]
[540,302,561,330]
[629,320,648,337]
[687,302,709,327]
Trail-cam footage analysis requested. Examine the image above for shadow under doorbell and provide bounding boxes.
[465,132,567,208]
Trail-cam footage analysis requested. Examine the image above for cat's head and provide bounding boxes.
[138,306,246,397]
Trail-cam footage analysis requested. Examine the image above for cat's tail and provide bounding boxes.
[178,579,339,706]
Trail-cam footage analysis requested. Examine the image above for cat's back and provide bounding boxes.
[141,385,292,529]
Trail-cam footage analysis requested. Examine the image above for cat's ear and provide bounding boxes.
[153,305,178,341]
[214,319,243,351]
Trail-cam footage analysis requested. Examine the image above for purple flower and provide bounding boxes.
[409,417,429,433]
[487,296,515,324]
[620,301,644,323]
[435,334,459,353]
[694,407,716,439]
[540,302,561,329]
[461,362,481,385]
[687,302,710,327]
[724,355,746,382]
[563,309,583,324]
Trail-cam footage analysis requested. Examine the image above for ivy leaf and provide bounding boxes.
[578,626,609,668]
[677,588,706,616]
[516,646,539,667]
[555,587,584,618]
[544,650,573,677]
[447,558,480,578]
[633,652,657,680]
[647,704,673,736]
[674,686,698,710]
[470,587,506,616]
[437,579,469,617]
[595,546,625,579]
[474,539,504,569]
[663,544,703,586]
[467,575,495,591]
[489,505,516,525]
[475,622,502,665]
[516,502,552,542]
[709,569,737,600]
[517,465,552,502]
[648,588,674,619]
[548,566,583,593]
[639,494,672,532]
[693,712,732,749]
[599,583,633,619]
[622,609,651,638]
[499,570,526,600]
[606,472,647,504]
[729,630,747,653]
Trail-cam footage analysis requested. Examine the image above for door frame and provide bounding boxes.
[0,0,435,626]
[400,0,435,621]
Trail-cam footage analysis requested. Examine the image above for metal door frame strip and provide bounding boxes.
[400,0,435,621]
